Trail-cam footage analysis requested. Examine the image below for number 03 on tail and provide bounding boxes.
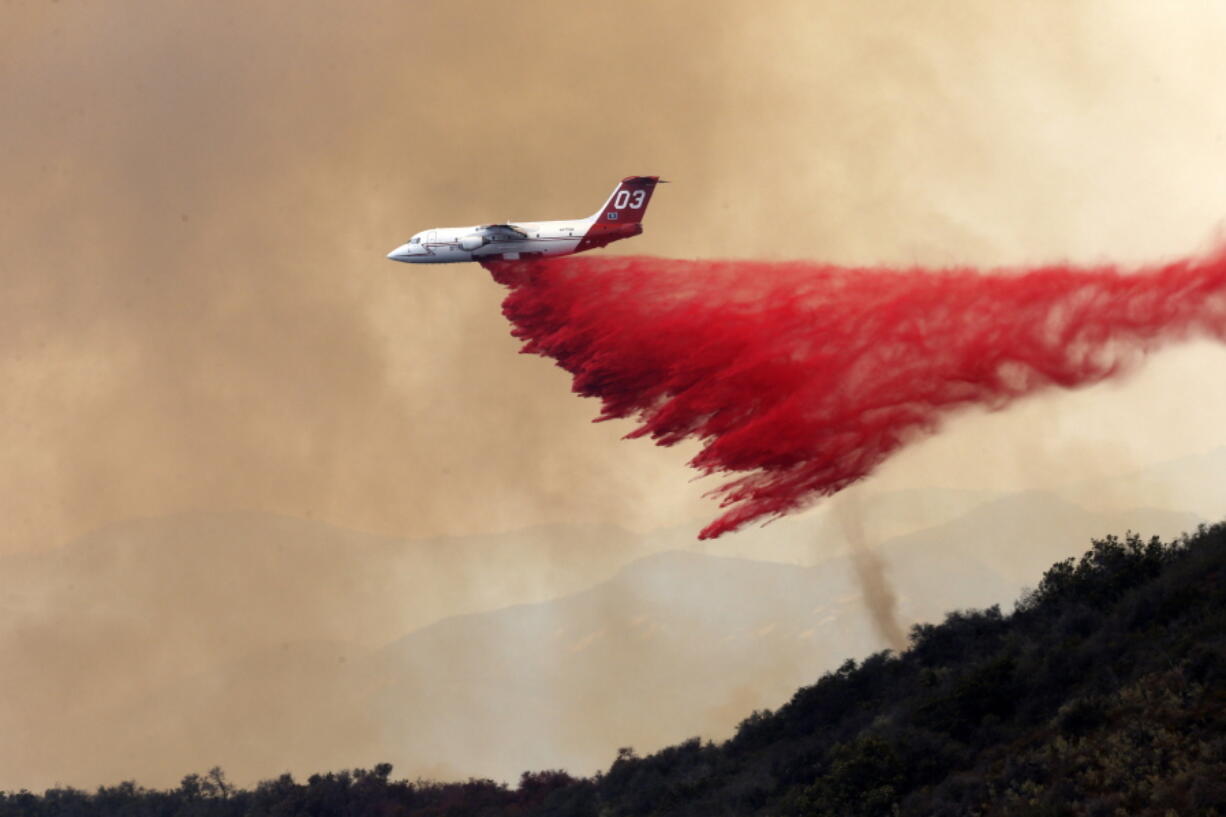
[386,176,664,264]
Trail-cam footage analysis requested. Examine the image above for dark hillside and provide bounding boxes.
[4,524,1224,817]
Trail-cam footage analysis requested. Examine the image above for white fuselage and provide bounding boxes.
[387,217,594,264]
[388,176,661,264]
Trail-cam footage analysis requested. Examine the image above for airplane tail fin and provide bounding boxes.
[578,176,663,252]
[589,176,661,224]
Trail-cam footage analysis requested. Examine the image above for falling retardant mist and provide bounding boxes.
[485,250,1226,539]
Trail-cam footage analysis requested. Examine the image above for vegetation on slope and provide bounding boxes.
[4,524,1225,816]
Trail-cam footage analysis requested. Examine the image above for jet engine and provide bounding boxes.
[459,234,488,251]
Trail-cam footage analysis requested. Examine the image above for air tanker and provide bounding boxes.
[386,176,663,263]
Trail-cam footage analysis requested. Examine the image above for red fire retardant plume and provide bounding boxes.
[484,252,1226,539]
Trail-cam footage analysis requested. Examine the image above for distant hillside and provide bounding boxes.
[1063,444,1226,521]
[879,490,1202,613]
[0,494,1201,791]
[4,523,1224,815]
[0,513,660,790]
[370,551,882,780]
[371,492,1198,783]
[584,524,1226,817]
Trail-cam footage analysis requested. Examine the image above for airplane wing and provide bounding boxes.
[477,224,528,241]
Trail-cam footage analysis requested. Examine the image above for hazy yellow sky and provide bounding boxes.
[9,0,1226,793]
[5,0,1226,557]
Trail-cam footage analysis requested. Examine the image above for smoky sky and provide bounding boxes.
[6,1,1226,555]
[0,0,743,554]
[7,0,1226,793]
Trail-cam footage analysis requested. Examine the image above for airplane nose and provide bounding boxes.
[387,243,412,262]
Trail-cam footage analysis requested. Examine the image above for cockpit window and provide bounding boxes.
[410,236,420,244]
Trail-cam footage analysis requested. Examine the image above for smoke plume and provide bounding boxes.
[487,250,1226,538]
[834,492,908,651]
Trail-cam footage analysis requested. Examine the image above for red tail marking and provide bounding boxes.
[577,176,660,253]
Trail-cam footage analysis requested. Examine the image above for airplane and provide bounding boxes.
[386,176,663,264]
